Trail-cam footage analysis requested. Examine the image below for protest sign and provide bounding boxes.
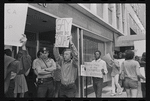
[4,3,28,46]
[140,67,146,82]
[101,53,112,64]
[134,40,146,56]
[81,62,103,78]
[55,18,73,47]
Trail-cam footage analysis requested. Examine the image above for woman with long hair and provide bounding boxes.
[120,50,145,97]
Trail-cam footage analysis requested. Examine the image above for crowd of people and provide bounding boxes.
[109,51,146,98]
[4,34,146,98]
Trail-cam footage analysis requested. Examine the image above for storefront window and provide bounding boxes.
[83,36,98,87]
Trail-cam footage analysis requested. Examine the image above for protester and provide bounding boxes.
[14,49,31,98]
[139,52,146,98]
[120,50,145,98]
[92,50,108,98]
[117,52,125,92]
[33,47,56,97]
[110,54,122,96]
[4,34,31,97]
[53,35,78,97]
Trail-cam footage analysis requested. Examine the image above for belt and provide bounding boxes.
[61,82,75,87]
[38,77,53,82]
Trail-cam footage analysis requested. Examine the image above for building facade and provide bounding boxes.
[5,3,146,97]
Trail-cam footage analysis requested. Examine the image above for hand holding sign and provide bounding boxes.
[20,34,27,50]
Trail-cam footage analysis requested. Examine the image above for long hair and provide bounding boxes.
[125,50,134,60]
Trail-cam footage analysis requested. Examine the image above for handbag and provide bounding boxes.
[119,62,125,80]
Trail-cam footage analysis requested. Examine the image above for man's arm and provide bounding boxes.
[102,61,108,75]
[53,45,63,66]
[45,59,56,72]
[34,60,51,75]
[70,43,78,68]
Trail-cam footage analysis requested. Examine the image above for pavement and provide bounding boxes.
[86,82,143,98]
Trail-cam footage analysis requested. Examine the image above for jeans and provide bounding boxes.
[59,83,76,97]
[92,77,103,98]
[112,74,122,94]
[5,79,15,97]
[54,81,61,97]
[37,79,55,97]
[141,83,146,98]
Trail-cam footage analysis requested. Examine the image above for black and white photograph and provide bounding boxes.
[4,3,146,98]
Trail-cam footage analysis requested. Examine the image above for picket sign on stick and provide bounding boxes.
[81,62,103,78]
[55,18,73,47]
[4,3,28,46]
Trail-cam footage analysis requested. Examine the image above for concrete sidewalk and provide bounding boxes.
[87,85,143,98]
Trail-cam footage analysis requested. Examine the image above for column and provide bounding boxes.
[103,4,108,23]
[91,3,97,14]
[124,5,128,36]
[36,33,39,58]
[119,4,123,33]
[112,4,117,29]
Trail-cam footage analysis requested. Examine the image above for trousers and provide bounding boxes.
[37,78,54,97]
[92,77,103,98]
[59,83,76,97]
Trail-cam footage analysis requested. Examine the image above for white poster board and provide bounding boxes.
[134,40,146,56]
[55,18,73,47]
[101,53,112,64]
[81,62,102,78]
[140,67,146,82]
[4,3,28,46]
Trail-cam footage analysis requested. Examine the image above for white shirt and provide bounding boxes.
[92,58,108,78]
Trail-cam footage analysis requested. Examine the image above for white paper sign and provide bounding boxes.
[81,62,102,78]
[140,67,146,82]
[55,18,73,47]
[134,40,146,56]
[4,3,28,46]
[101,53,112,64]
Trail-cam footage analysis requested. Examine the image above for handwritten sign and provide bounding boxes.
[81,62,102,78]
[55,18,73,47]
[140,67,146,83]
[134,40,146,56]
[4,3,28,46]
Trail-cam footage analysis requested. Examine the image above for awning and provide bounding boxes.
[115,34,146,47]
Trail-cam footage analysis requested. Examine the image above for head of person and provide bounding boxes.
[37,47,49,60]
[125,50,134,60]
[134,55,139,61]
[141,52,146,62]
[4,49,12,56]
[118,52,122,59]
[113,54,118,59]
[94,50,101,60]
[63,48,73,61]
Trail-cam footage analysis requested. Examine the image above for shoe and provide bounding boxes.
[111,93,116,96]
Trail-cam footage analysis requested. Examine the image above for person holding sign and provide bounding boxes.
[120,50,145,98]
[109,54,122,96]
[92,50,108,98]
[53,35,78,98]
[4,34,31,97]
